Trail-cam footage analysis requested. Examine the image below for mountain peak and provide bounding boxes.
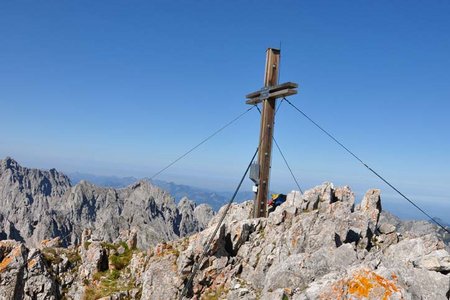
[1,156,19,170]
[178,196,195,208]
[0,158,212,250]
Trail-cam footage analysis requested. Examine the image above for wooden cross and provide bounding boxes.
[246,48,298,218]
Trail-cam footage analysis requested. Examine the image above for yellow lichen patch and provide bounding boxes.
[368,271,400,300]
[321,269,402,300]
[348,271,374,297]
[347,269,400,300]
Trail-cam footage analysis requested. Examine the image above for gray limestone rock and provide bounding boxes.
[358,188,382,232]
[1,159,449,299]
[79,241,109,281]
[141,254,179,299]
[23,249,58,300]
[379,222,396,234]
[138,183,450,299]
[194,203,215,231]
[0,240,29,299]
[0,157,214,250]
[0,240,58,300]
[177,197,214,237]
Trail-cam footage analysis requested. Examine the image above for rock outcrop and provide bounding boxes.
[0,157,214,249]
[140,183,450,299]
[1,158,449,299]
[0,240,58,300]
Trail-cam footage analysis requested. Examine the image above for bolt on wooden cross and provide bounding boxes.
[246,48,298,218]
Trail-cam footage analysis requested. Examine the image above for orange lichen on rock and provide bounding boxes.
[0,246,22,272]
[348,272,374,297]
[27,258,38,269]
[0,255,13,272]
[321,269,402,300]
[40,237,61,248]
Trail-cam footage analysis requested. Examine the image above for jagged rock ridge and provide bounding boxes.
[0,157,214,249]
[0,182,449,299]
[144,183,450,299]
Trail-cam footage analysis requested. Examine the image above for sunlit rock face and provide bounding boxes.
[140,183,449,300]
[0,157,214,250]
[0,158,449,299]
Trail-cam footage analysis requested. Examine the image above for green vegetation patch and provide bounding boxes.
[83,241,141,299]
[42,247,63,265]
[84,269,135,300]
[100,242,118,251]
[109,242,133,270]
[66,250,81,265]
[201,285,228,300]
[83,241,91,250]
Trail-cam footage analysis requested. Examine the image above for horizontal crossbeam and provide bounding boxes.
[246,82,298,99]
[245,82,298,105]
[246,88,297,105]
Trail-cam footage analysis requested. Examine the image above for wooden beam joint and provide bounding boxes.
[246,82,298,105]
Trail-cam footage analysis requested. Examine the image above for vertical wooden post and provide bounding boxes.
[254,48,280,218]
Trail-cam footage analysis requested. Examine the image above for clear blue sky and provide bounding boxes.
[1,1,449,221]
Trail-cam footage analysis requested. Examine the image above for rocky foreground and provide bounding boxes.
[1,183,449,299]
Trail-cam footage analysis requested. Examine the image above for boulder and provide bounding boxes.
[0,240,28,299]
[79,242,109,280]
[358,189,382,231]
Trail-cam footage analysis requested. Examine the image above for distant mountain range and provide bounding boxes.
[68,172,254,211]
[0,157,214,249]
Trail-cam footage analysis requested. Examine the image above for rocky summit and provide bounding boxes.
[0,157,214,249]
[0,178,449,299]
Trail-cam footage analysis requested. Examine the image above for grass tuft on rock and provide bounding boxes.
[109,242,133,270]
[84,269,135,300]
